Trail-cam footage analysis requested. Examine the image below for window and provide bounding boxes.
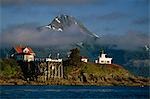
[23,48,29,53]
[107,61,110,64]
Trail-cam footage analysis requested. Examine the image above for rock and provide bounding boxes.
[80,72,88,83]
[88,74,98,82]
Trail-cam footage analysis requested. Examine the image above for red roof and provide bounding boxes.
[14,46,34,54]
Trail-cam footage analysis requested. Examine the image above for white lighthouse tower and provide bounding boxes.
[95,50,112,64]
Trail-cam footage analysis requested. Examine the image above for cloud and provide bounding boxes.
[134,0,149,6]
[103,27,115,32]
[96,30,149,50]
[0,24,88,47]
[1,23,149,50]
[0,0,103,6]
[97,12,128,21]
[132,17,149,25]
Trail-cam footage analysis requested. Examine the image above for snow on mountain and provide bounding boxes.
[39,14,100,39]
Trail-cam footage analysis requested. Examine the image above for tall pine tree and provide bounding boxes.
[69,48,80,66]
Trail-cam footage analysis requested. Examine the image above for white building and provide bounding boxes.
[46,53,62,62]
[10,46,35,62]
[81,56,88,63]
[46,58,62,62]
[95,51,112,64]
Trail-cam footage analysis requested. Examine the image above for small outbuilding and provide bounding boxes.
[81,56,88,63]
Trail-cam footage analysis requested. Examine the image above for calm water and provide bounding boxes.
[0,85,149,99]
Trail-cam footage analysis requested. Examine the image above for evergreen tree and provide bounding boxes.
[69,48,81,66]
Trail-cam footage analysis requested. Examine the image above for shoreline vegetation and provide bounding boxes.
[0,48,149,86]
[0,61,149,86]
[0,76,149,86]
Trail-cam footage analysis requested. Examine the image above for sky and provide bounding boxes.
[0,0,149,49]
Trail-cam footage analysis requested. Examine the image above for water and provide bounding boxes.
[0,85,149,99]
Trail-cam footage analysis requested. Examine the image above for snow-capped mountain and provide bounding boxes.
[39,14,100,39]
[45,14,77,32]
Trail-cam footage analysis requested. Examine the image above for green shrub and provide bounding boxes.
[0,59,21,78]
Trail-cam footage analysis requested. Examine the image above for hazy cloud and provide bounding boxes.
[103,27,115,32]
[132,17,149,25]
[97,12,128,21]
[1,24,149,50]
[1,24,88,47]
[0,0,104,6]
[96,30,149,50]
[134,0,149,6]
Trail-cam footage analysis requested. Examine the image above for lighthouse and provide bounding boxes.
[95,50,112,64]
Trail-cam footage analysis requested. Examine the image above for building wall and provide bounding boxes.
[81,58,88,63]
[99,58,112,64]
[24,54,34,62]
[16,55,24,61]
[37,61,63,81]
[95,53,112,64]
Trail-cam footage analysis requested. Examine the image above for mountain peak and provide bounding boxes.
[45,14,77,32]
[39,14,99,38]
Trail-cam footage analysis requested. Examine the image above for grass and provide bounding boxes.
[0,59,21,78]
[80,62,131,78]
[63,60,133,80]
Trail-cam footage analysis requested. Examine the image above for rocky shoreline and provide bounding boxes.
[0,77,149,86]
[1,59,149,86]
